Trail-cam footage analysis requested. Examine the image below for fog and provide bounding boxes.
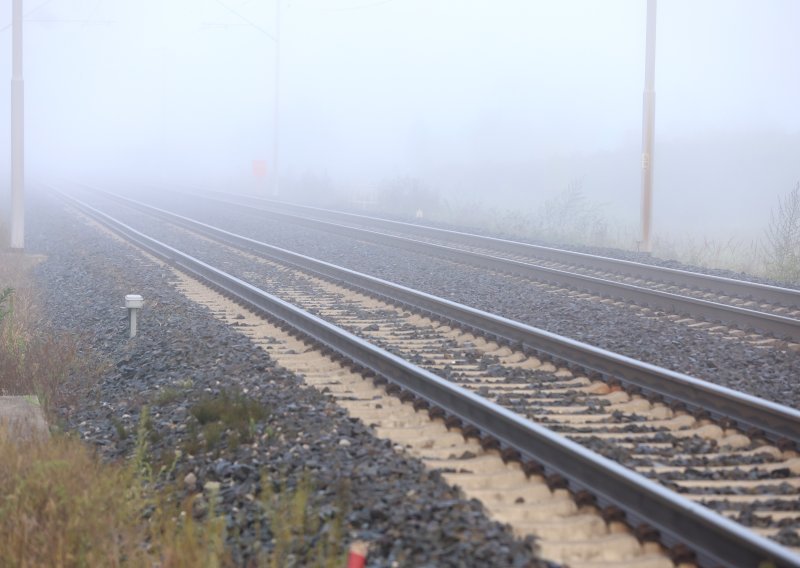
[1,0,799,243]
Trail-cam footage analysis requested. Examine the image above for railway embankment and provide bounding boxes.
[12,190,548,566]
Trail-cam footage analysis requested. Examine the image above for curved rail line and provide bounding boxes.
[166,189,800,344]
[52,188,800,568]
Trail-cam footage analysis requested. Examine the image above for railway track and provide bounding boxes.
[53,188,800,567]
[165,189,800,346]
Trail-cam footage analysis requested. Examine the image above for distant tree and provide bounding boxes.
[764,182,800,284]
[281,171,339,207]
[377,177,441,219]
[537,180,608,245]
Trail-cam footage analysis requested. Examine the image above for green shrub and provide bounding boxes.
[764,182,800,284]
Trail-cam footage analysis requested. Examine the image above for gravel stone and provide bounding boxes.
[27,191,548,567]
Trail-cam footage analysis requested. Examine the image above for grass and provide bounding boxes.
[0,424,230,567]
[188,389,270,453]
[260,472,349,568]
[0,426,148,566]
[154,386,184,406]
[376,180,800,285]
[0,254,102,420]
[764,182,800,284]
[0,248,351,565]
[0,403,349,566]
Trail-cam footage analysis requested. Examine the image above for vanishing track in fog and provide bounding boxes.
[54,186,800,567]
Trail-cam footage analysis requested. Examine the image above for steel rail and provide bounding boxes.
[54,189,800,568]
[78,189,800,447]
[145,189,800,342]
[208,190,800,309]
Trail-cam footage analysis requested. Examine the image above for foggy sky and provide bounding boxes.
[1,0,799,238]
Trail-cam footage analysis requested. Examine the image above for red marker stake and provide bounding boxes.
[347,540,369,568]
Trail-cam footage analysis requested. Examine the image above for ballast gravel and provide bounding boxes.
[26,191,549,567]
[123,190,800,410]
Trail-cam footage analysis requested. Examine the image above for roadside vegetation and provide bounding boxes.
[0,254,345,566]
[361,177,800,286]
[0,254,84,417]
[763,182,800,284]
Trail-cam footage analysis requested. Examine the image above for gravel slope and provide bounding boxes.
[27,190,548,567]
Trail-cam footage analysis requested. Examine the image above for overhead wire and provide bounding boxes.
[328,0,397,12]
[0,0,57,32]
[214,0,276,40]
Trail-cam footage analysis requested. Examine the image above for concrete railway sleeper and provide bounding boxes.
[54,189,800,567]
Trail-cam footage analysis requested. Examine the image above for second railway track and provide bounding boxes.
[53,186,800,567]
[159,188,800,347]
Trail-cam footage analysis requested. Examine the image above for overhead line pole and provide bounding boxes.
[640,0,657,254]
[10,0,24,249]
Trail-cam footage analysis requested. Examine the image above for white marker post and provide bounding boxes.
[639,0,657,254]
[125,295,144,338]
[10,0,25,250]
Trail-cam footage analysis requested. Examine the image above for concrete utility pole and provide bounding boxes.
[639,0,657,254]
[10,0,24,250]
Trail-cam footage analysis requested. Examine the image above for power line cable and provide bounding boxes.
[0,0,56,32]
[329,0,396,12]
[214,0,276,41]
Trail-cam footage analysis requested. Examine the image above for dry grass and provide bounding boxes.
[651,233,765,276]
[0,419,350,566]
[260,472,348,568]
[0,424,234,567]
[764,182,800,284]
[0,427,148,566]
[0,253,101,420]
[420,185,789,281]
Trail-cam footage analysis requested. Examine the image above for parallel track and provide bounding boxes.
[83,188,800,445]
[176,189,800,344]
[54,189,800,567]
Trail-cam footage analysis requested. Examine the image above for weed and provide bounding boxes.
[148,495,230,567]
[155,386,183,406]
[260,471,348,568]
[0,424,237,566]
[190,389,269,445]
[182,420,203,456]
[0,427,147,565]
[203,421,225,451]
[0,286,13,323]
[1,255,102,420]
[112,416,129,440]
[135,406,154,481]
[764,182,800,284]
